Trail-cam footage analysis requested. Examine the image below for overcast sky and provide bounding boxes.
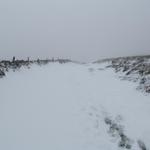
[0,0,150,61]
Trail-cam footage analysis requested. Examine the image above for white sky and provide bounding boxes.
[0,0,150,62]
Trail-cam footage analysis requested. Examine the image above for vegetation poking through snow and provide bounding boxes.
[0,57,72,78]
[105,55,150,93]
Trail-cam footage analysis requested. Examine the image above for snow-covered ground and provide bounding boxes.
[0,62,150,150]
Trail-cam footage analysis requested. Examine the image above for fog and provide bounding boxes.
[0,0,150,62]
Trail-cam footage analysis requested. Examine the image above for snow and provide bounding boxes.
[0,62,150,150]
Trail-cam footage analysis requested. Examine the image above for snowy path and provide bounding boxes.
[0,63,150,150]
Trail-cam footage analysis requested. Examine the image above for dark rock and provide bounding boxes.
[0,69,5,77]
[138,140,147,150]
[145,85,150,93]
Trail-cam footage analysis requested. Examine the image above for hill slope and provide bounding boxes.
[0,62,150,150]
